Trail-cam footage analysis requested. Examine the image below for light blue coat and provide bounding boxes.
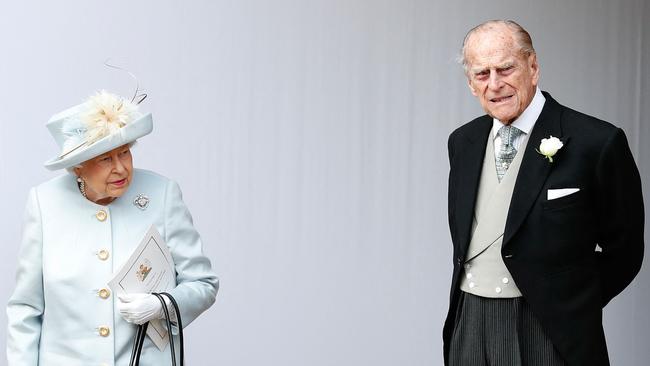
[7,169,219,365]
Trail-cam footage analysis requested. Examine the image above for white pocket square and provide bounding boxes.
[547,188,580,200]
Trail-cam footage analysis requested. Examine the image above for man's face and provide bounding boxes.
[465,27,539,124]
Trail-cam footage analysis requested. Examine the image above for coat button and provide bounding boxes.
[495,287,502,294]
[96,209,108,222]
[98,326,110,337]
[98,249,110,261]
[468,282,475,288]
[98,288,111,299]
[502,277,509,284]
[457,257,462,265]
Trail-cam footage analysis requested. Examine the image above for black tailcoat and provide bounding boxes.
[444,92,644,365]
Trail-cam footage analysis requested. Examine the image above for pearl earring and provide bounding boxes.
[77,177,87,198]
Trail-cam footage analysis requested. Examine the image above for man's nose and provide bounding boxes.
[488,72,503,90]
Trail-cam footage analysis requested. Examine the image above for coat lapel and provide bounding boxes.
[455,116,493,254]
[503,92,565,246]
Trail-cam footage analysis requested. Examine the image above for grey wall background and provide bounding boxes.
[0,0,648,365]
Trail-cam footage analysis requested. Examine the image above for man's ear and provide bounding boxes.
[467,78,478,97]
[529,53,540,86]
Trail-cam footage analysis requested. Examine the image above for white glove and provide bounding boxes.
[117,293,164,325]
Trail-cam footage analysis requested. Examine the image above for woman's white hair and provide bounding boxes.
[65,141,138,175]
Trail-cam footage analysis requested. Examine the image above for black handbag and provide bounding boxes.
[129,292,184,366]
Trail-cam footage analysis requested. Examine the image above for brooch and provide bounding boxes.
[133,194,150,210]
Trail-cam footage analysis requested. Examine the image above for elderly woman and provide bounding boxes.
[7,91,219,365]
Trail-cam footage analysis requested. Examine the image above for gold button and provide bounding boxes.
[98,326,110,337]
[96,209,108,222]
[98,249,110,261]
[98,288,111,299]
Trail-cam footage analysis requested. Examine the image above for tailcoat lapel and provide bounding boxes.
[503,92,566,246]
[454,116,492,254]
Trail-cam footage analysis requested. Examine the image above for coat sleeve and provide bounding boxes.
[595,128,644,306]
[6,188,44,366]
[163,180,219,329]
[447,131,458,251]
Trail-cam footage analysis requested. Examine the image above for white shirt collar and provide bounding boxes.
[492,87,546,138]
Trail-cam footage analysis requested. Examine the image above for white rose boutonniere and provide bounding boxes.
[537,136,563,163]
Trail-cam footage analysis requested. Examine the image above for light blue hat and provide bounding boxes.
[44,91,153,170]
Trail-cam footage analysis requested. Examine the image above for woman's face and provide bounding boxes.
[74,144,133,204]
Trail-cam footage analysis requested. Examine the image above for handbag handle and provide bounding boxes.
[152,293,177,365]
[129,322,148,366]
[128,292,184,366]
[160,292,184,364]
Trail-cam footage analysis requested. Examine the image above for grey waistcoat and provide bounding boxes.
[459,131,530,298]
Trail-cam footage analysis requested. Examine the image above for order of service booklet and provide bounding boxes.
[108,225,177,350]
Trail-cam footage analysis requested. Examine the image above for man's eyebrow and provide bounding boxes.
[470,62,516,75]
[496,62,515,69]
[470,67,489,74]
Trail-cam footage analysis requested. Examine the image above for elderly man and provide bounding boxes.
[444,20,644,365]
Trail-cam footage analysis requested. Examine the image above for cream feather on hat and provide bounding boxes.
[44,90,153,170]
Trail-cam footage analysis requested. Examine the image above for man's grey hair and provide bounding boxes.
[458,20,536,74]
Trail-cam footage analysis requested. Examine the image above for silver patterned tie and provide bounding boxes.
[495,125,524,182]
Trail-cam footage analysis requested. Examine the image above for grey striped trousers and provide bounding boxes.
[449,292,566,366]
